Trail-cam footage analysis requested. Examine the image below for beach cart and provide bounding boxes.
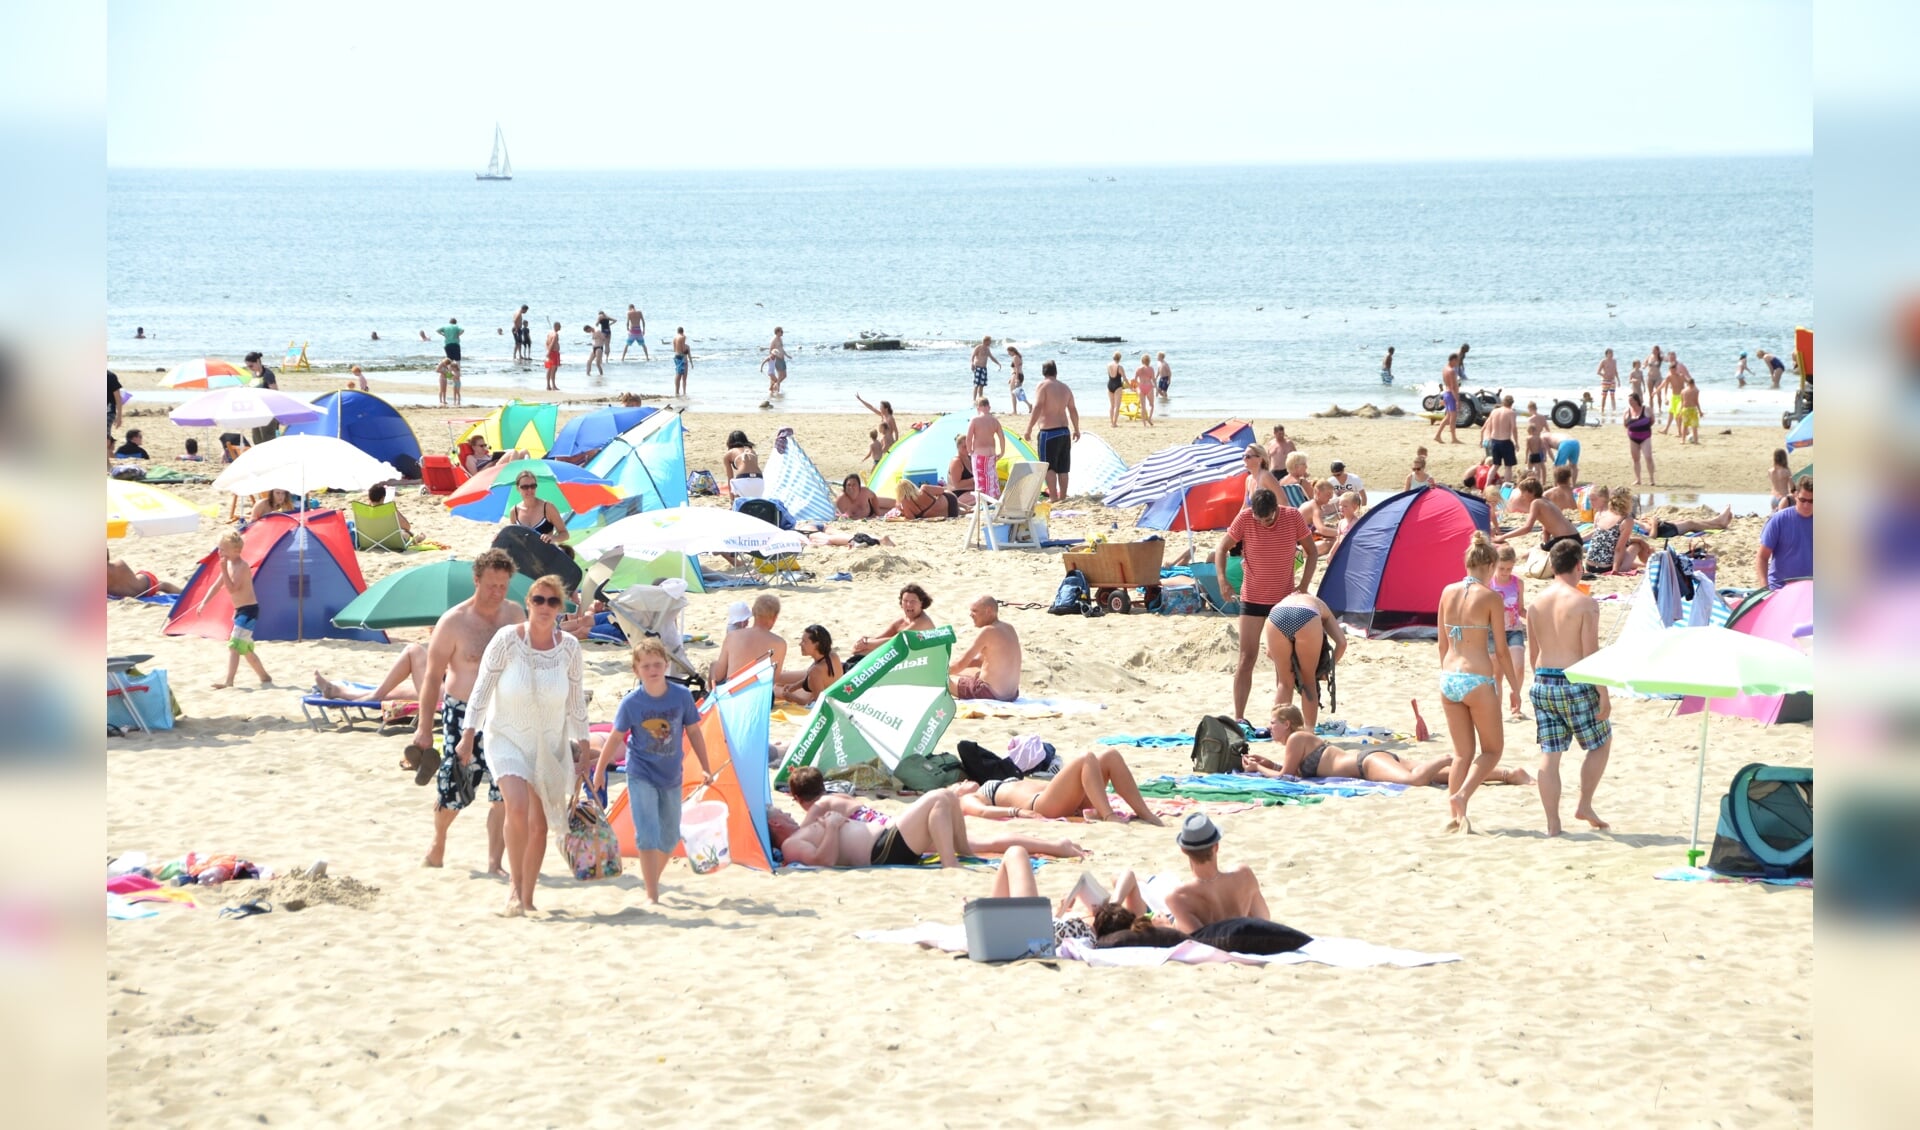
[1062,539,1166,614]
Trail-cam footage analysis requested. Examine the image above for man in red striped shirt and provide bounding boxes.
[1213,489,1319,723]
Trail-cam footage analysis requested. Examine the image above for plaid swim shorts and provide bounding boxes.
[1530,672,1612,755]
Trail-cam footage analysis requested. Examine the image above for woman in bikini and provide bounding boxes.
[1106,351,1127,427]
[1434,531,1519,832]
[856,394,900,450]
[1241,443,1286,508]
[893,478,964,520]
[850,583,935,658]
[1768,448,1792,511]
[507,471,570,546]
[1244,705,1529,788]
[1404,455,1433,490]
[775,624,845,706]
[1262,591,1345,732]
[944,435,977,503]
[951,748,1165,826]
[724,431,764,498]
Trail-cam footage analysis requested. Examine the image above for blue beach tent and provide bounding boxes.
[284,391,421,470]
[586,410,689,513]
[1317,485,1492,634]
[549,405,657,460]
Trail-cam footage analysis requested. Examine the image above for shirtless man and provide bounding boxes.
[948,595,1021,701]
[851,583,935,658]
[1267,425,1297,473]
[1527,538,1611,836]
[107,556,180,599]
[416,550,525,872]
[780,766,1084,869]
[1543,466,1578,514]
[1680,377,1702,445]
[766,326,790,391]
[964,398,1006,500]
[1154,814,1268,933]
[1481,394,1519,483]
[711,592,786,686]
[1023,360,1081,501]
[622,304,650,361]
[1596,348,1619,417]
[672,327,692,397]
[511,304,529,361]
[1494,479,1583,557]
[835,473,883,520]
[968,335,1001,397]
[1434,352,1463,443]
[1662,356,1690,436]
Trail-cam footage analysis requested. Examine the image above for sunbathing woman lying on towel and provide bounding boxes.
[1241,705,1532,788]
[951,748,1165,826]
[893,479,970,520]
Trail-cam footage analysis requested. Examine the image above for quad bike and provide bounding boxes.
[1421,384,1590,429]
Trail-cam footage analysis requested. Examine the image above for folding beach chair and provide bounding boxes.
[107,654,154,734]
[350,500,413,551]
[964,461,1047,551]
[1188,562,1240,616]
[284,341,311,371]
[1119,389,1144,422]
[419,455,466,495]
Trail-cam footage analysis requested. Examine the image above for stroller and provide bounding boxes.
[602,583,708,699]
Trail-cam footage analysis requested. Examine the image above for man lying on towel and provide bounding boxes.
[1089,813,1312,955]
[948,594,1021,701]
[778,766,1083,869]
[107,555,180,599]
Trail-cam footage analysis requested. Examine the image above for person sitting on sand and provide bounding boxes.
[1299,478,1339,548]
[948,594,1020,701]
[249,488,304,523]
[849,583,936,659]
[780,766,1084,869]
[711,593,786,686]
[893,478,969,520]
[1241,443,1285,506]
[1586,490,1652,575]
[950,748,1165,825]
[774,624,844,706]
[1543,466,1578,514]
[835,474,883,520]
[724,431,764,497]
[107,554,180,599]
[1277,450,1311,499]
[1145,814,1269,934]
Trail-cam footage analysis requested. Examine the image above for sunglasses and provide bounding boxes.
[528,594,563,607]
[517,481,537,490]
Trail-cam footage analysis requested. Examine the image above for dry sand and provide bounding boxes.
[108,372,1809,1127]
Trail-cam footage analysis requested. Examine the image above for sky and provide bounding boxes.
[107,0,1812,170]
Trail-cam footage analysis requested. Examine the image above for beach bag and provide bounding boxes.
[562,787,623,880]
[1523,547,1554,580]
[1157,585,1204,615]
[1049,569,1091,615]
[894,752,965,792]
[1191,715,1247,774]
[687,469,719,497]
[957,739,1020,784]
[107,668,177,731]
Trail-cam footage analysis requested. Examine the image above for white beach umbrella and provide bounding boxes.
[211,434,399,497]
[170,387,323,429]
[106,478,203,539]
[575,505,807,560]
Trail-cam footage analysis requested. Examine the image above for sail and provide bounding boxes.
[479,124,512,180]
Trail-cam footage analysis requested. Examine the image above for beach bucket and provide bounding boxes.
[680,796,731,875]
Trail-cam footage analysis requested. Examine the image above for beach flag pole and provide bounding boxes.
[1687,710,1711,869]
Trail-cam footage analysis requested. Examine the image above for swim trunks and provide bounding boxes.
[1158,375,1172,393]
[445,343,462,362]
[1530,671,1611,755]
[1443,390,1458,413]
[674,354,689,377]
[434,694,500,810]
[1037,427,1072,474]
[1490,438,1517,468]
[972,365,989,387]
[135,570,159,597]
[545,349,560,369]
[1680,407,1700,429]
[971,453,1000,499]
[869,825,924,866]
[952,674,1014,702]
[1554,439,1581,466]
[627,330,645,345]
[229,603,259,654]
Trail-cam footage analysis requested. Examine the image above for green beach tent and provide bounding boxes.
[332,559,538,630]
[778,627,956,782]
[868,412,1039,497]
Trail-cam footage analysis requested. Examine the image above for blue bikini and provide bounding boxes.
[1439,577,1499,703]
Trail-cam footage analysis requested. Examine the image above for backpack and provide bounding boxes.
[956,740,1021,784]
[1049,568,1091,615]
[893,752,965,792]
[1191,715,1248,774]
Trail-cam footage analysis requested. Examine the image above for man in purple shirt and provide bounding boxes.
[1756,477,1813,589]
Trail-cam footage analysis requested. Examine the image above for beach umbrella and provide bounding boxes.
[332,560,537,630]
[1784,411,1813,452]
[445,458,622,523]
[106,478,203,540]
[576,505,807,560]
[548,405,656,459]
[779,627,957,778]
[212,434,401,496]
[1100,442,1249,509]
[1567,626,1814,866]
[170,387,322,429]
[590,545,707,594]
[567,495,652,536]
[159,358,250,390]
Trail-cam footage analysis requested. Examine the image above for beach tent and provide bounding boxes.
[1138,472,1248,532]
[608,656,777,872]
[1069,433,1130,497]
[548,405,656,460]
[166,510,386,644]
[1316,485,1491,635]
[586,410,689,513]
[762,430,835,523]
[284,391,422,469]
[456,401,558,459]
[868,412,1038,497]
[1706,763,1813,879]
[1679,580,1812,725]
[777,627,957,783]
[1194,419,1255,447]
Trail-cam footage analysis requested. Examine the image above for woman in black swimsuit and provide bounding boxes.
[893,479,964,520]
[1106,350,1127,427]
[1241,705,1531,788]
[775,624,845,706]
[508,471,569,545]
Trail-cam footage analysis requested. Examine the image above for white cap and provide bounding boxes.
[726,601,752,628]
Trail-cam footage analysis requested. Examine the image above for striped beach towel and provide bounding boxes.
[763,429,836,523]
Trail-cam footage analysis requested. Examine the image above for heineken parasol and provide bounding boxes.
[779,627,956,780]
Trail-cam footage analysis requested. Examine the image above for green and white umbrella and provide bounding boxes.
[1567,626,1814,866]
[779,627,956,780]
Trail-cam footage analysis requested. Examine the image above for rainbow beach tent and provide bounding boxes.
[608,656,777,872]
[456,401,558,460]
[284,391,422,470]
[1679,579,1812,725]
[166,510,386,643]
[1316,485,1492,635]
[869,412,1037,497]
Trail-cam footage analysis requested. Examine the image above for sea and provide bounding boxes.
[108,158,1811,425]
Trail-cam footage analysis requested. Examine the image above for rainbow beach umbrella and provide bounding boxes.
[446,458,622,523]
[159,358,251,390]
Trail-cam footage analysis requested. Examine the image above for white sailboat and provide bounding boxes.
[476,123,513,181]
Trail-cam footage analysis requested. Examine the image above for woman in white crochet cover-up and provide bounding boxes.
[453,573,591,917]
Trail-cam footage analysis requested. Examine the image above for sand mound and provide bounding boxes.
[1354,403,1383,419]
[227,873,381,913]
[1382,405,1406,416]
[1314,404,1354,418]
[845,551,922,577]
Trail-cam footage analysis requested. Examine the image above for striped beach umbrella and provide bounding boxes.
[1100,442,1250,509]
[159,358,251,390]
[446,458,622,523]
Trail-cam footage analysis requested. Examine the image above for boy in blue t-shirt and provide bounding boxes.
[593,639,714,903]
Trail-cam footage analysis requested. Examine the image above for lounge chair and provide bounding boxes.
[963,461,1047,551]
[419,454,467,495]
[350,500,413,551]
[1120,389,1144,422]
[1188,562,1240,616]
[1282,483,1309,508]
[300,682,418,732]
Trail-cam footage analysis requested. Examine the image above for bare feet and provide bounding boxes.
[487,864,508,878]
[1573,806,1610,830]
[1505,767,1534,786]
[314,671,349,699]
[423,845,445,868]
[497,895,524,918]
[210,681,232,690]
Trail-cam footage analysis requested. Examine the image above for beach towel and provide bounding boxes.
[109,592,180,607]
[954,696,1106,720]
[1654,865,1812,889]
[1139,773,1410,805]
[857,924,1459,969]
